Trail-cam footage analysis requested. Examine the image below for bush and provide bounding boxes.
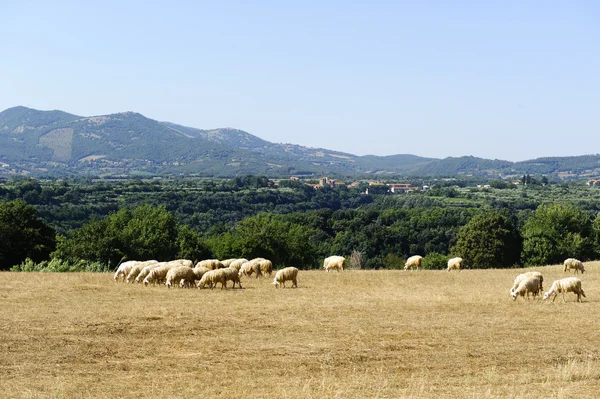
[422,253,450,270]
[11,258,109,272]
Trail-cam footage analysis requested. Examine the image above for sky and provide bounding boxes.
[1,1,599,162]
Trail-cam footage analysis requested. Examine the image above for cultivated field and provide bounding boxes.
[1,265,600,398]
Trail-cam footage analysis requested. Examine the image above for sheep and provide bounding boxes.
[195,259,224,270]
[323,255,345,272]
[447,257,463,271]
[510,271,544,295]
[543,277,586,302]
[273,267,299,288]
[197,269,227,289]
[239,260,262,279]
[113,260,140,282]
[143,263,182,286]
[165,266,195,289]
[222,268,243,289]
[220,259,237,268]
[125,260,158,283]
[563,258,585,274]
[257,258,273,276]
[404,255,423,271]
[192,266,211,281]
[511,276,541,300]
[228,258,248,271]
[136,262,163,283]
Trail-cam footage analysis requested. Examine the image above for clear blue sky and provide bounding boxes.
[1,1,598,161]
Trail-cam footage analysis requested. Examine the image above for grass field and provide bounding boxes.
[1,264,600,398]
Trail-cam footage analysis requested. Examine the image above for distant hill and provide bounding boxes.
[0,106,599,179]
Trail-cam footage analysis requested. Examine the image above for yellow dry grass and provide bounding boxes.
[1,264,600,398]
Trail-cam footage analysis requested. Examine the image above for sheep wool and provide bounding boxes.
[510,272,544,295]
[563,258,585,274]
[543,277,586,302]
[447,257,463,271]
[273,267,299,288]
[323,256,345,272]
[404,255,423,271]
[165,266,196,288]
[511,276,541,300]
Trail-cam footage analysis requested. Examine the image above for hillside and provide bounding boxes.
[1,106,598,179]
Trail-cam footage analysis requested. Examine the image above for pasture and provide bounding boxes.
[1,265,600,398]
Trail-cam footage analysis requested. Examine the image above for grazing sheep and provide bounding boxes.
[510,272,544,295]
[273,267,299,288]
[143,263,181,286]
[239,260,262,279]
[323,256,345,272]
[563,258,585,274]
[258,258,273,276]
[543,277,586,302]
[195,259,224,270]
[125,260,158,283]
[113,260,140,282]
[197,269,227,289]
[511,276,541,300]
[165,266,195,288]
[136,262,163,283]
[222,268,243,289]
[447,257,463,271]
[220,259,237,268]
[192,266,211,281]
[404,255,423,271]
[228,258,248,271]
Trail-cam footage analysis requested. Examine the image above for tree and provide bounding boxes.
[451,212,521,268]
[521,203,594,266]
[0,200,56,270]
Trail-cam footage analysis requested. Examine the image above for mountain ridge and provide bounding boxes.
[1,106,598,179]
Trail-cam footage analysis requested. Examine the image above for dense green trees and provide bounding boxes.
[0,200,56,270]
[4,176,600,271]
[452,212,522,268]
[521,203,594,266]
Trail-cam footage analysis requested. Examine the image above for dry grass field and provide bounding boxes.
[2,264,600,398]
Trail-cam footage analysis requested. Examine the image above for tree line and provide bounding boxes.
[2,176,600,271]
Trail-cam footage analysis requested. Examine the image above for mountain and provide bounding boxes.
[0,106,598,179]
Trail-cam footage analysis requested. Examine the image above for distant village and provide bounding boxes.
[288,176,429,194]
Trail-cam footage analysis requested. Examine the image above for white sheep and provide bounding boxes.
[222,268,243,289]
[220,259,237,268]
[447,257,463,271]
[510,271,544,295]
[143,263,181,286]
[323,255,345,272]
[511,276,541,300]
[404,255,423,271]
[113,260,140,282]
[543,277,586,302]
[239,260,262,278]
[125,260,158,283]
[563,258,585,274]
[257,258,273,276]
[273,267,299,288]
[136,262,163,283]
[197,269,227,289]
[165,266,196,288]
[228,258,248,271]
[273,267,298,288]
[195,259,224,270]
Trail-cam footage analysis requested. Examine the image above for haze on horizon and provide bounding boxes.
[1,1,598,163]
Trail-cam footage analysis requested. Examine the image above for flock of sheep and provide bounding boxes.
[509,258,587,302]
[112,253,589,302]
[402,254,588,303]
[113,257,299,289]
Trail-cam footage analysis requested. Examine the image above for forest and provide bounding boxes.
[2,175,600,272]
